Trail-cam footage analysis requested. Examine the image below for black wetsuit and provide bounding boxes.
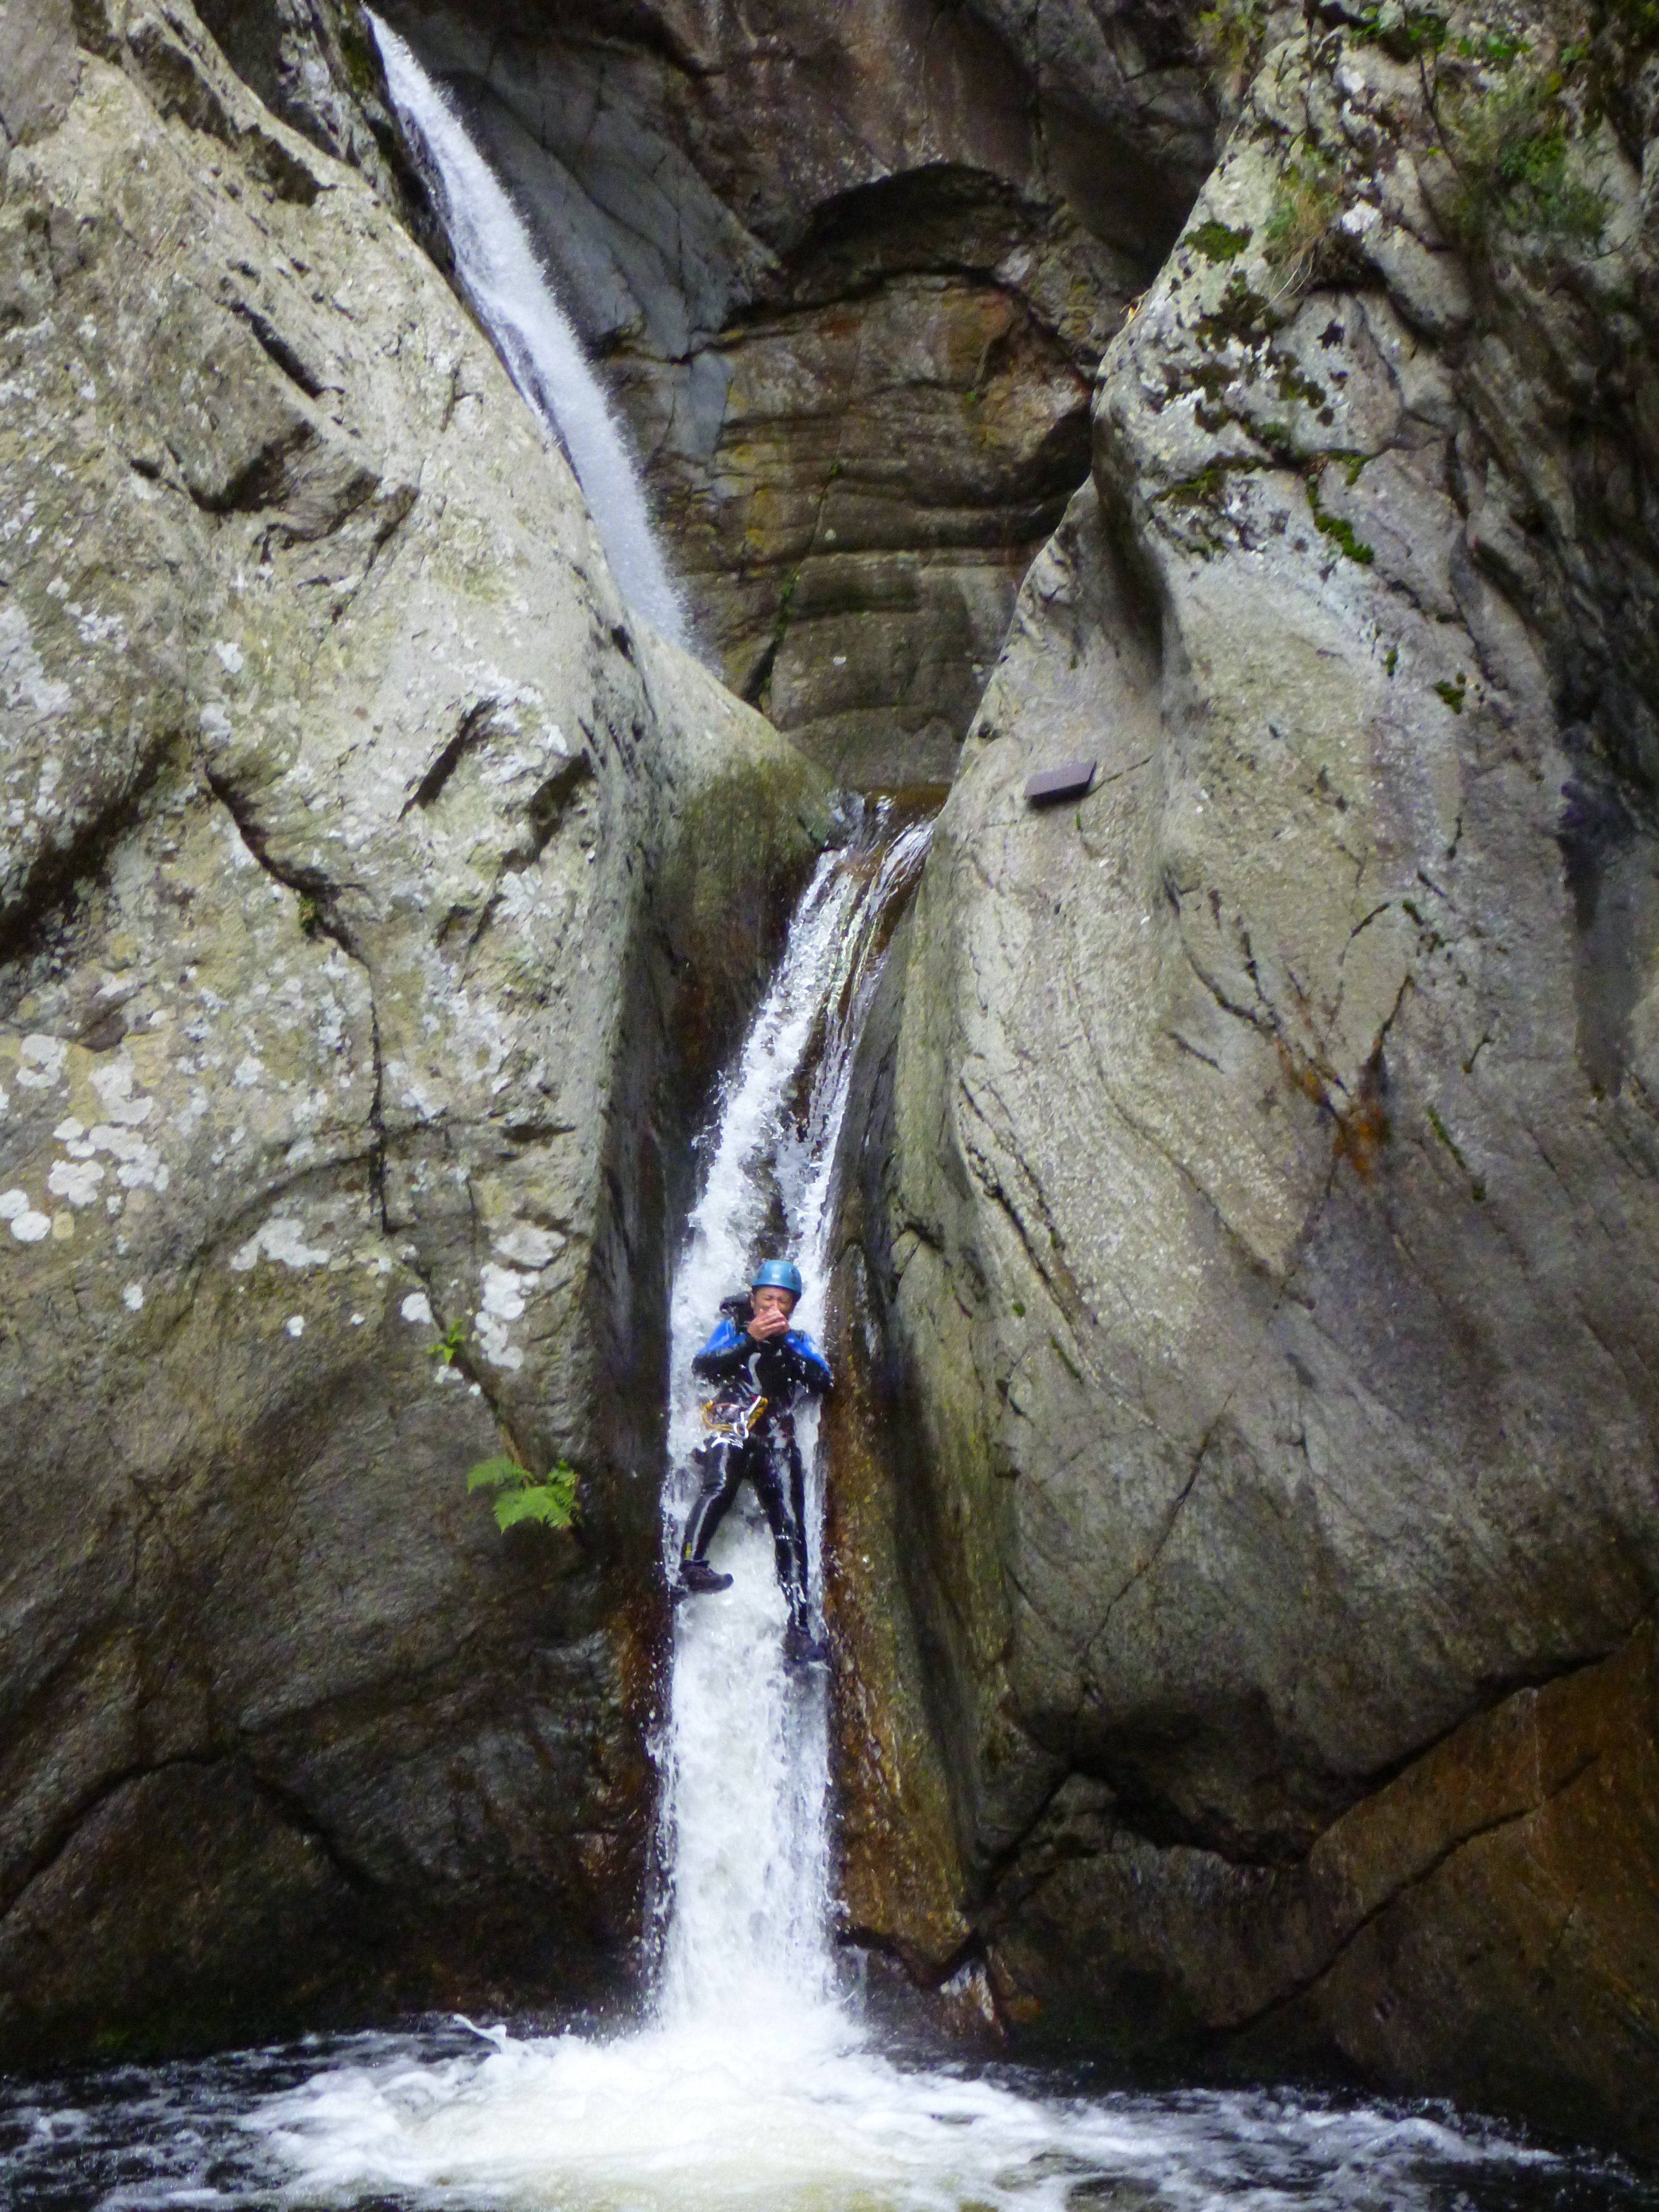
[681,1296,833,1632]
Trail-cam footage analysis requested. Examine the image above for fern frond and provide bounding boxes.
[467,1454,523,1493]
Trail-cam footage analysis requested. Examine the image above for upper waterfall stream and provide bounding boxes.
[369,16,688,648]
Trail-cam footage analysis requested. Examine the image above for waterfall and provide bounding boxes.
[656,813,934,2031]
[368,15,690,648]
[11,50,1589,2212]
[11,835,1578,2209]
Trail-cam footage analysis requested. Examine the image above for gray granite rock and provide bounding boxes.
[0,0,826,2061]
[834,0,1659,2148]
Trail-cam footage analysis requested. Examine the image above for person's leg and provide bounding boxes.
[680,1443,747,1590]
[750,1451,806,1625]
[753,1442,824,1662]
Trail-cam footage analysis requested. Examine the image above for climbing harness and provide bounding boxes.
[701,1392,770,1445]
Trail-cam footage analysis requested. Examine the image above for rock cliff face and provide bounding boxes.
[833,0,1659,2151]
[0,0,826,2060]
[371,0,1219,786]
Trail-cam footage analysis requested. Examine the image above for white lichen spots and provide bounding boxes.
[349,1311,366,1326]
[0,1188,30,1219]
[9,1207,51,1243]
[213,639,246,675]
[393,1068,440,1120]
[479,1263,528,1321]
[74,607,124,648]
[90,1058,154,1128]
[399,1290,433,1326]
[494,1224,565,1269]
[31,756,61,817]
[474,1261,531,1371]
[285,1313,306,1338]
[200,703,233,740]
[0,603,72,734]
[48,1157,104,1206]
[84,1117,167,1192]
[233,1054,265,1088]
[16,1034,68,1091]
[53,1117,84,1141]
[123,1282,145,1311]
[231,1214,334,1272]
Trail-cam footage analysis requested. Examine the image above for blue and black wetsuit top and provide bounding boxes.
[692,1295,832,1437]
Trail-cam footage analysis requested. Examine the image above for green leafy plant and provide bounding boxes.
[1352,0,1449,55]
[1435,672,1469,711]
[430,1317,466,1366]
[467,1454,579,1532]
[1440,69,1608,243]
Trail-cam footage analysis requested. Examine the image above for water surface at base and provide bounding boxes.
[2,2023,1650,2212]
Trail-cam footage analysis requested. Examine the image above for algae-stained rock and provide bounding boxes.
[839,0,1659,2148]
[0,0,825,2062]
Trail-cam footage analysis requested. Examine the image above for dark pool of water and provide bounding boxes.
[2,2020,1653,2212]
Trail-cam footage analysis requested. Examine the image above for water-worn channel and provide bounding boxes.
[2,39,1656,2212]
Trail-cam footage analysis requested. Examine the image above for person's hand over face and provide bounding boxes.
[748,1288,795,1342]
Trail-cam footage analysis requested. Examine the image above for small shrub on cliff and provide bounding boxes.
[1264,155,1346,285]
[468,1454,578,1531]
[1438,66,1608,243]
[1199,0,1270,99]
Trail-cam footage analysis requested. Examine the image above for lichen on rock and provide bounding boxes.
[0,0,826,2062]
[831,0,1659,2148]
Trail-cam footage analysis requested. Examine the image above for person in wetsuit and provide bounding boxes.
[679,1258,833,1666]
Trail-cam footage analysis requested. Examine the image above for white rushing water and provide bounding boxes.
[656,815,933,2032]
[368,15,689,646]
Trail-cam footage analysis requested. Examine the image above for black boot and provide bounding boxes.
[782,1621,828,1667]
[679,1559,734,1596]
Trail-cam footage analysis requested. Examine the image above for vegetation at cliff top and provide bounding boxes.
[1248,0,1611,281]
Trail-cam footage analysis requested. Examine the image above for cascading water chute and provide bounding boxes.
[367,15,689,648]
[204,810,1571,2211]
[655,810,935,2035]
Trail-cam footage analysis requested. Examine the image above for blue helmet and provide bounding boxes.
[752,1258,804,1300]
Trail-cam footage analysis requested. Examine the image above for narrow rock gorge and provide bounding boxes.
[4,0,1659,2166]
[369,0,1218,785]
